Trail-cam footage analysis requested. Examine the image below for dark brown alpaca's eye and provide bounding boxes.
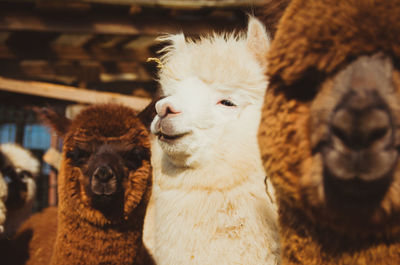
[218,99,236,107]
[124,147,150,170]
[66,147,90,166]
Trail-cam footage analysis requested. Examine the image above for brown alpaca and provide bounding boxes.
[258,0,400,264]
[12,104,154,265]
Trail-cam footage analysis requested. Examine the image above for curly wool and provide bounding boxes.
[258,0,400,264]
[267,0,400,88]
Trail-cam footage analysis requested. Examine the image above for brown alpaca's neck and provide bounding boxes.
[280,202,400,265]
[50,209,151,265]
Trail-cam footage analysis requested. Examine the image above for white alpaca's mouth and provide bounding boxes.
[157,132,190,142]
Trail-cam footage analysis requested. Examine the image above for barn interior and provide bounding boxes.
[0,0,262,210]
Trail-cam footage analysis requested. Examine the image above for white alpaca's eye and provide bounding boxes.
[218,99,236,107]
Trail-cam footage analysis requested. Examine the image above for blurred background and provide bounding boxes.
[0,0,263,211]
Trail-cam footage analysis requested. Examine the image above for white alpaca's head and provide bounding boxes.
[151,17,270,168]
[0,143,39,206]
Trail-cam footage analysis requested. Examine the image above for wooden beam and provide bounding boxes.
[0,76,151,110]
[0,60,153,83]
[0,9,245,35]
[0,0,264,8]
[52,33,94,47]
[82,0,264,9]
[0,44,153,62]
[0,11,140,35]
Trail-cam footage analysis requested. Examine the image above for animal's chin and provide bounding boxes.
[300,149,399,231]
[322,167,392,211]
[86,180,123,212]
[320,145,397,208]
[90,192,123,215]
[92,194,115,203]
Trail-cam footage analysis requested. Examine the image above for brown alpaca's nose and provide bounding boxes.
[330,91,391,150]
[322,55,400,184]
[93,165,114,183]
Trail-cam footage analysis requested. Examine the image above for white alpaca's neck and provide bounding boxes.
[147,140,279,265]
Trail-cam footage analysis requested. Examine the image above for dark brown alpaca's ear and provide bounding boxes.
[138,94,160,131]
[256,0,291,38]
[34,107,71,138]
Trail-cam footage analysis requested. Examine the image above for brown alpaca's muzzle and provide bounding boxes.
[322,91,397,202]
[317,54,399,208]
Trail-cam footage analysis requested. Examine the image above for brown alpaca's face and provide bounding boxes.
[260,53,400,233]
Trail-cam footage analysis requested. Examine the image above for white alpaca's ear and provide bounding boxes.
[158,33,186,54]
[170,33,186,52]
[246,17,270,67]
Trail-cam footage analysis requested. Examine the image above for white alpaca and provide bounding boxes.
[0,175,7,234]
[1,143,39,237]
[143,17,280,265]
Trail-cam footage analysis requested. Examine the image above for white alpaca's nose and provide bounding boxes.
[155,99,181,118]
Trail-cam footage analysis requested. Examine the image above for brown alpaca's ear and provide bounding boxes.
[34,107,71,138]
[256,0,291,38]
[138,94,160,131]
[246,16,270,68]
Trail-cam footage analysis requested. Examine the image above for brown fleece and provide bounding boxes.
[258,0,400,264]
[267,0,400,89]
[256,0,291,37]
[14,104,154,265]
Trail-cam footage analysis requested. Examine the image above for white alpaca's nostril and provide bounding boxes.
[156,100,181,118]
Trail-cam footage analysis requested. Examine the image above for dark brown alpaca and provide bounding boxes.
[258,0,400,264]
[13,104,154,265]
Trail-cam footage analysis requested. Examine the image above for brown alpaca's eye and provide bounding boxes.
[218,99,236,107]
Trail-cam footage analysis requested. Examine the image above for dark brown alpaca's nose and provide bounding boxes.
[330,91,391,150]
[91,164,118,196]
[93,165,114,183]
